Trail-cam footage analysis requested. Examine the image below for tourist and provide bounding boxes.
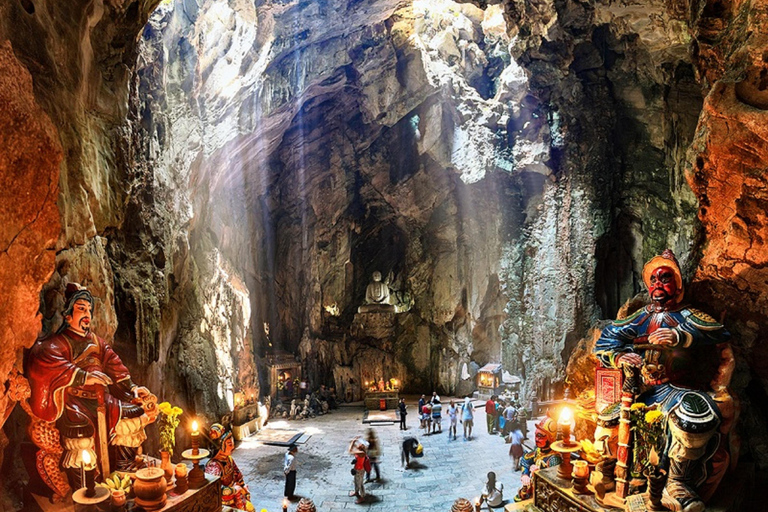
[461,396,474,440]
[481,471,504,507]
[401,437,422,468]
[508,426,524,471]
[447,400,459,440]
[364,429,381,482]
[349,437,370,504]
[485,395,496,435]
[430,398,442,434]
[398,397,407,430]
[422,401,432,433]
[502,401,517,436]
[431,391,440,404]
[418,395,426,429]
[283,444,299,500]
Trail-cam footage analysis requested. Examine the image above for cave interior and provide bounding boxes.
[1,0,768,509]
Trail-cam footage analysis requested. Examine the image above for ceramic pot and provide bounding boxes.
[160,451,175,490]
[134,467,167,510]
[111,489,127,507]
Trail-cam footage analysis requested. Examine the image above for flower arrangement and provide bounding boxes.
[629,402,666,477]
[158,402,183,455]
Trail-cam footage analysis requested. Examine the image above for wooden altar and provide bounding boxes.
[509,464,747,512]
[40,473,222,512]
[363,390,399,410]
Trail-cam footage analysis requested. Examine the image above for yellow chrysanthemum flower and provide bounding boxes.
[645,410,664,424]
[630,402,647,411]
[158,402,171,414]
[171,406,183,416]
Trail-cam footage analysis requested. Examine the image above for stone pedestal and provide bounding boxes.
[351,311,395,339]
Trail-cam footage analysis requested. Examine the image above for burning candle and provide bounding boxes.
[191,420,200,455]
[82,450,96,498]
[558,407,574,445]
[283,497,289,512]
[573,460,589,478]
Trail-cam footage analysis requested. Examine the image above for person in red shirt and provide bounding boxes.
[348,437,371,504]
[485,396,497,434]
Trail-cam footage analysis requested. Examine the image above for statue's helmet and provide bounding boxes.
[209,423,233,448]
[642,249,684,304]
[62,282,94,318]
[534,417,557,447]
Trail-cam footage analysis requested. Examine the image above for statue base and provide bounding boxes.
[526,465,746,512]
[351,311,395,339]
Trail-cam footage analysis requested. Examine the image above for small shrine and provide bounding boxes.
[266,352,303,401]
[363,377,401,410]
[476,363,502,399]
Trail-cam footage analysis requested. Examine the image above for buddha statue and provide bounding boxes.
[358,271,395,313]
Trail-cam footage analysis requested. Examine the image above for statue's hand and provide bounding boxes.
[649,328,677,346]
[85,371,113,386]
[132,386,151,400]
[521,475,531,487]
[617,353,643,367]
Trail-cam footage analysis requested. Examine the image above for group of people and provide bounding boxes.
[406,392,477,441]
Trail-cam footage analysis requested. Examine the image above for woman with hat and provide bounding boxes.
[205,423,254,511]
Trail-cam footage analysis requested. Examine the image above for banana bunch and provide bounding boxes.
[98,472,132,494]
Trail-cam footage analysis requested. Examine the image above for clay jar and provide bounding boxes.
[134,467,167,510]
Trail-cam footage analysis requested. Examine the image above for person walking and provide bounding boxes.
[461,396,475,440]
[398,397,407,430]
[364,429,381,482]
[430,399,442,434]
[283,444,298,500]
[509,426,524,471]
[485,396,496,434]
[447,400,459,440]
[349,437,370,504]
[502,401,517,436]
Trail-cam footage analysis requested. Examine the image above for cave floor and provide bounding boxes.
[234,402,527,511]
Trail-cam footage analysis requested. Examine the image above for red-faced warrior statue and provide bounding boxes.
[595,250,735,512]
[26,283,157,490]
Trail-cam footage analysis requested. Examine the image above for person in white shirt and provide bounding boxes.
[447,400,459,440]
[284,444,298,499]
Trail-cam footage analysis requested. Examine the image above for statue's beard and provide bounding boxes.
[70,319,91,335]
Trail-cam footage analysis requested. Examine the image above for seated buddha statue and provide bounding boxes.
[358,271,396,313]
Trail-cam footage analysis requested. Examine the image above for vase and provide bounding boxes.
[160,451,175,490]
[134,467,167,511]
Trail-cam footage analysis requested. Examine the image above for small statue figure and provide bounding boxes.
[205,424,254,512]
[301,395,311,418]
[377,377,385,392]
[594,249,734,511]
[590,402,620,496]
[358,271,395,313]
[290,399,299,420]
[25,283,158,491]
[514,417,562,502]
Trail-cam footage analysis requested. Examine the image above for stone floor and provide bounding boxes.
[234,400,531,512]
